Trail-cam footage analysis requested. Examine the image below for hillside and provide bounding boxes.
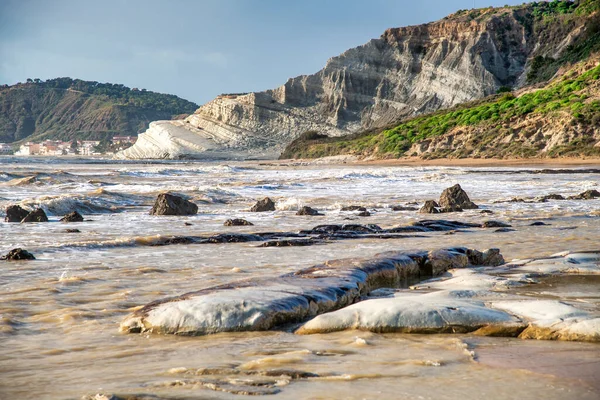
[0,78,198,143]
[119,0,600,160]
[280,56,600,160]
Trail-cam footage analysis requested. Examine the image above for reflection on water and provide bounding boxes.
[1,159,599,399]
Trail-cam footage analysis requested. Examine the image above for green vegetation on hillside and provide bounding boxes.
[0,78,198,143]
[281,61,600,160]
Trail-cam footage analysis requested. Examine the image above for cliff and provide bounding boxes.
[118,1,599,160]
[0,78,198,143]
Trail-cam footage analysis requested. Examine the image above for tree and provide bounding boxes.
[70,140,79,154]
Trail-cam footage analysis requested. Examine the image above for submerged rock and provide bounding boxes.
[392,205,418,211]
[65,228,81,233]
[439,184,478,210]
[120,246,492,335]
[296,206,323,216]
[341,205,366,212]
[60,211,84,223]
[482,220,511,228]
[224,218,254,226]
[1,248,35,261]
[4,205,29,222]
[357,211,371,217]
[150,193,198,216]
[250,197,276,212]
[21,208,48,223]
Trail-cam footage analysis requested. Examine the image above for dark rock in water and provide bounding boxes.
[207,233,264,243]
[439,184,478,210]
[342,224,381,232]
[537,194,565,201]
[5,205,29,222]
[440,205,463,213]
[482,220,511,228]
[480,210,494,214]
[150,193,198,216]
[419,200,440,214]
[482,248,504,266]
[259,239,317,247]
[357,211,371,217]
[568,189,600,200]
[557,226,578,231]
[296,206,323,216]
[65,228,81,233]
[224,218,254,226]
[494,228,516,233]
[392,205,418,211]
[184,222,193,226]
[1,248,35,261]
[60,211,84,223]
[250,197,276,212]
[341,205,366,212]
[21,208,48,223]
[530,221,551,226]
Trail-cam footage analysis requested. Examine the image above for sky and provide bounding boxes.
[0,0,528,105]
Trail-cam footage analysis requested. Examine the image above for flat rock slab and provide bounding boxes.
[120,247,488,335]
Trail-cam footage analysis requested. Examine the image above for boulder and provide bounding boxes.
[60,211,84,223]
[296,206,323,216]
[250,197,276,212]
[21,208,48,223]
[392,205,418,211]
[150,193,198,216]
[65,228,81,233]
[419,200,440,214]
[530,221,550,226]
[4,205,29,222]
[439,184,478,210]
[481,248,504,266]
[224,218,254,226]
[357,211,371,217]
[1,248,35,261]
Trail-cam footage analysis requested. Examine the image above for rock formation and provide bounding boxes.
[250,197,276,212]
[1,248,36,261]
[21,208,48,223]
[60,211,84,222]
[4,205,29,222]
[117,5,593,160]
[149,193,198,216]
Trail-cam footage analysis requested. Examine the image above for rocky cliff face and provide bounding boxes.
[118,4,591,159]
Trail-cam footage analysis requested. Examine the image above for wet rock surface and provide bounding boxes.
[419,200,440,214]
[150,193,198,216]
[482,221,512,228]
[60,211,84,223]
[1,248,36,261]
[341,205,367,212]
[120,246,495,335]
[439,184,478,210]
[250,197,276,212]
[21,208,48,223]
[4,205,29,222]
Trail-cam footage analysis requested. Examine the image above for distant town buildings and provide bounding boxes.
[11,136,137,156]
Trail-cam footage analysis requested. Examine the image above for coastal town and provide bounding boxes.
[0,136,137,156]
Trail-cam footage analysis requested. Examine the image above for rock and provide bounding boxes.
[258,239,317,247]
[537,194,565,201]
[529,221,550,226]
[296,291,523,335]
[1,248,35,261]
[392,205,418,211]
[150,193,198,216]
[184,222,193,226]
[425,249,469,276]
[481,220,511,228]
[440,205,463,213]
[250,197,276,212]
[419,200,440,214]
[296,206,323,216]
[60,211,84,223]
[21,208,48,223]
[357,211,371,217]
[4,205,29,222]
[341,206,366,212]
[481,248,504,266]
[224,218,254,226]
[65,228,81,233]
[438,184,478,210]
[568,189,600,200]
[480,210,494,214]
[494,228,516,233]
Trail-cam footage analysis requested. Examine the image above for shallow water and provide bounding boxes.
[1,156,599,399]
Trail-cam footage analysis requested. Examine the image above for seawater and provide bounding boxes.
[1,157,599,399]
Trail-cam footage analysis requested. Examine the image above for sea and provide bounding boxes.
[1,156,599,399]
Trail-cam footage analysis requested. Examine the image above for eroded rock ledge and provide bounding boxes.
[120,247,498,335]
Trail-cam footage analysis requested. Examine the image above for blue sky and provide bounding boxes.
[0,0,527,104]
